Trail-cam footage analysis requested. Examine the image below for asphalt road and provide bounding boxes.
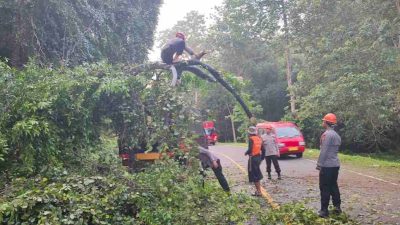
[209,144,400,225]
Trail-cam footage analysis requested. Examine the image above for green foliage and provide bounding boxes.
[297,73,395,150]
[181,71,262,142]
[0,160,260,225]
[0,0,162,67]
[158,9,288,123]
[291,0,400,151]
[305,149,400,174]
[133,161,259,224]
[157,11,209,55]
[0,174,138,224]
[259,203,356,225]
[210,0,293,121]
[0,60,194,177]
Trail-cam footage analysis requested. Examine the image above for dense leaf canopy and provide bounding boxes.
[0,0,161,67]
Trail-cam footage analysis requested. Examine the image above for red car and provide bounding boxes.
[203,121,218,145]
[256,122,306,158]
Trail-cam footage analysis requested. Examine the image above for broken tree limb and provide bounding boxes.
[125,62,170,76]
[181,66,216,82]
[126,60,253,119]
[176,60,253,119]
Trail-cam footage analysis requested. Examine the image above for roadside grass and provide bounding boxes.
[305,149,400,173]
[219,143,400,173]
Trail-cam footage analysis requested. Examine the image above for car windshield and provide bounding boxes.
[275,127,300,138]
[204,128,214,135]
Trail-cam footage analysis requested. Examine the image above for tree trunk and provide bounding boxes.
[194,89,199,106]
[396,0,400,48]
[11,0,30,68]
[396,0,400,13]
[282,0,296,116]
[227,105,237,143]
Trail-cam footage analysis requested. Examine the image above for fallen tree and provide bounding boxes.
[125,60,253,119]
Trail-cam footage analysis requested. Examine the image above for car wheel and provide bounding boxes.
[296,153,303,158]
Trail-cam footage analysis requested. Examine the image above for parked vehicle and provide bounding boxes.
[256,122,306,158]
[202,121,218,145]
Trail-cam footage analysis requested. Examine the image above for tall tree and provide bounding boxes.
[0,0,162,67]
[210,1,289,121]
[157,11,209,56]
[291,0,400,151]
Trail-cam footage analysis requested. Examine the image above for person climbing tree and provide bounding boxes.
[317,113,342,218]
[160,32,206,86]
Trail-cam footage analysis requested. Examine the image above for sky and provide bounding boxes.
[149,0,224,61]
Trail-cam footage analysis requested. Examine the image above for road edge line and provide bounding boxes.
[305,159,399,187]
[214,151,280,209]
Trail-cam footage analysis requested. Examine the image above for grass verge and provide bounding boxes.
[220,143,400,174]
[305,149,400,173]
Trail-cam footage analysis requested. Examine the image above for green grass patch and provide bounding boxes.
[305,149,400,172]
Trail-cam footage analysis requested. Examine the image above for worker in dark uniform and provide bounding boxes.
[317,113,342,218]
[198,146,230,192]
[161,32,205,86]
[194,125,230,192]
[245,126,265,196]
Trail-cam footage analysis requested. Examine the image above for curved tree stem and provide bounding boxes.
[126,60,253,119]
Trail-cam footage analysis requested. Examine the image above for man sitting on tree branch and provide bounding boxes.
[161,32,206,86]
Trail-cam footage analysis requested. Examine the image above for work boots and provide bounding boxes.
[318,209,329,218]
[277,172,282,180]
[332,206,342,215]
[267,172,272,180]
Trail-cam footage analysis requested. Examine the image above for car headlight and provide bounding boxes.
[299,141,305,146]
[277,143,285,148]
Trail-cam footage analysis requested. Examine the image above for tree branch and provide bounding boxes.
[124,60,253,119]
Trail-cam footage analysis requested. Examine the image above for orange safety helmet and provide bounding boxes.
[322,113,337,124]
[176,32,186,40]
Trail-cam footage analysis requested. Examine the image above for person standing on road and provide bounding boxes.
[245,126,265,196]
[261,125,282,180]
[317,113,342,218]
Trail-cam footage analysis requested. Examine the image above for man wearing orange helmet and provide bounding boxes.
[317,113,342,218]
[161,32,204,86]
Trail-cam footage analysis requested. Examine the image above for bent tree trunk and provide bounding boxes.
[179,60,253,119]
[127,60,253,119]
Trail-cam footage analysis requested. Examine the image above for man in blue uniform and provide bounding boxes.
[317,113,342,218]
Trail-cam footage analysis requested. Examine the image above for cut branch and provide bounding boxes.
[126,60,253,119]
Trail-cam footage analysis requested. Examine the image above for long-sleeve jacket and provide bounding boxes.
[317,127,341,167]
[198,146,219,169]
[261,133,279,156]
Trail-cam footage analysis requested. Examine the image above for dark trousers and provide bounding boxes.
[265,155,281,173]
[212,165,230,192]
[319,167,341,210]
[161,49,184,79]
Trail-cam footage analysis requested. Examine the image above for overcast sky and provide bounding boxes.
[149,0,224,61]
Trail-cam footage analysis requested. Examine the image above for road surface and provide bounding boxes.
[209,144,400,225]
